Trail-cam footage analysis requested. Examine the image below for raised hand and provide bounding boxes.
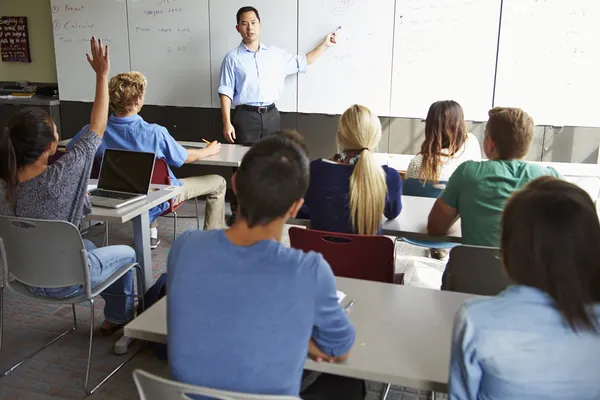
[86,37,110,77]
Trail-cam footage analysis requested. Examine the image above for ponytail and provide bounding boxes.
[0,126,18,204]
[349,148,386,235]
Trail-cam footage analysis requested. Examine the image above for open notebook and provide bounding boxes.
[336,290,346,304]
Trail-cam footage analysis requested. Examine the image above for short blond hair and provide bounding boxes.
[485,107,534,159]
[109,72,147,115]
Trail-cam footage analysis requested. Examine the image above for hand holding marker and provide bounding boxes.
[331,26,342,44]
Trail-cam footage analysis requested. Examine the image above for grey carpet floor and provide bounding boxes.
[0,201,447,400]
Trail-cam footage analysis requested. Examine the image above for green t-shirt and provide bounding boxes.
[439,159,561,247]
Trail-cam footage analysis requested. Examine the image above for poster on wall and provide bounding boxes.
[0,16,32,63]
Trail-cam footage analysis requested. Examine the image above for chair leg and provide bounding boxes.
[103,222,109,247]
[173,212,177,240]
[431,391,437,400]
[1,294,76,377]
[84,298,95,394]
[72,304,77,329]
[195,198,200,230]
[381,383,391,400]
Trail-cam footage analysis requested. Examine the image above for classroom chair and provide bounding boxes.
[441,245,511,295]
[289,227,394,399]
[289,227,395,283]
[133,369,301,400]
[0,216,145,395]
[400,178,459,250]
[152,158,200,239]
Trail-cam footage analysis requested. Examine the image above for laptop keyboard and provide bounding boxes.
[89,189,138,200]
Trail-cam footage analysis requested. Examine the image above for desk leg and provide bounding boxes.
[132,211,154,291]
[115,212,153,355]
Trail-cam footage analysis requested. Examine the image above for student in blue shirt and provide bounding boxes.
[69,72,226,247]
[449,176,600,400]
[167,132,364,399]
[300,104,403,235]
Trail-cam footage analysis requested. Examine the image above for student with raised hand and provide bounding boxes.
[406,100,481,183]
[449,177,600,400]
[68,71,226,248]
[428,107,561,247]
[0,38,136,336]
[300,104,402,235]
[167,132,364,399]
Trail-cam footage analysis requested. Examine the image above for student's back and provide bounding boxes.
[440,159,559,246]
[167,132,360,399]
[168,229,352,395]
[429,107,561,247]
[449,177,600,399]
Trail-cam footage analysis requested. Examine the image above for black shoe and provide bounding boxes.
[151,237,161,250]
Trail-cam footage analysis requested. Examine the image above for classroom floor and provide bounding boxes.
[0,201,447,400]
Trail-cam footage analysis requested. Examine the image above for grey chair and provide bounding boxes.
[133,369,302,400]
[441,245,511,295]
[0,216,145,395]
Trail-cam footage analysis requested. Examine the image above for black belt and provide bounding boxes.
[238,104,276,113]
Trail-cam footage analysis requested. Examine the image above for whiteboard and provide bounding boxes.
[298,0,395,116]
[51,0,131,102]
[208,0,298,111]
[127,0,212,107]
[391,0,500,121]
[494,0,600,127]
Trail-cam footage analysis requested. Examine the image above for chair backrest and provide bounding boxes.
[289,227,395,283]
[402,178,447,198]
[0,216,90,291]
[151,158,179,212]
[441,245,511,295]
[133,370,301,400]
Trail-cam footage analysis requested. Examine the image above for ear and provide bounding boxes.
[231,172,238,195]
[286,198,305,219]
[236,24,241,33]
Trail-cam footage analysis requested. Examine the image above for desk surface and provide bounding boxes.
[124,277,476,391]
[178,141,248,167]
[382,196,461,242]
[87,180,183,224]
[0,95,59,106]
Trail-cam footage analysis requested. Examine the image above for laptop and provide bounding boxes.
[88,149,156,209]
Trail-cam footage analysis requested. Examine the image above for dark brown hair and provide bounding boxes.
[236,132,309,227]
[0,108,55,204]
[486,107,534,159]
[419,100,466,183]
[502,176,600,333]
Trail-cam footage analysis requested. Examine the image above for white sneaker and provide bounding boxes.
[151,237,161,250]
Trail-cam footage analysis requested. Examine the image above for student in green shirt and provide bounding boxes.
[427,107,561,247]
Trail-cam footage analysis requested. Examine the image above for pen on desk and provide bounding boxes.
[201,138,211,144]
[344,300,355,314]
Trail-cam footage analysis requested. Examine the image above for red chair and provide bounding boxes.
[151,158,199,239]
[288,227,395,283]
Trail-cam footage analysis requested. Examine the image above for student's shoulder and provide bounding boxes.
[278,245,330,275]
[172,229,222,253]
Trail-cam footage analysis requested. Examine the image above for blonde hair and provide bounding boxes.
[485,107,534,159]
[108,72,147,115]
[338,105,387,236]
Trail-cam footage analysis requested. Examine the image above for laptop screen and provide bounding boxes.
[97,149,156,194]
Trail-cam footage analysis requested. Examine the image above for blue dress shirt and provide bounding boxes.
[449,285,600,400]
[218,42,308,106]
[68,115,188,222]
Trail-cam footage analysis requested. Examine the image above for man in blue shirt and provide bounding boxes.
[219,6,337,145]
[69,72,226,247]
[168,132,365,399]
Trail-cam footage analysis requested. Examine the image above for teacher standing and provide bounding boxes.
[219,6,337,145]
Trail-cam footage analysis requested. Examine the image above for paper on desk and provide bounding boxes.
[336,290,346,304]
[87,184,97,192]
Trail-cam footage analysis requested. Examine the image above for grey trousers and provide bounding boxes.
[232,106,281,146]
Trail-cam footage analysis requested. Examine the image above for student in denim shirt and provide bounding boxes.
[449,177,600,400]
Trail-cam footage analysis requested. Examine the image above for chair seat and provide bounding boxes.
[401,237,460,249]
[7,263,139,304]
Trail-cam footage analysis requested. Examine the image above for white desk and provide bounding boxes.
[179,142,248,168]
[382,196,461,242]
[124,277,477,392]
[87,180,182,290]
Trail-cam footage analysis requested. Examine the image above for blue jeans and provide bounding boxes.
[30,240,136,325]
